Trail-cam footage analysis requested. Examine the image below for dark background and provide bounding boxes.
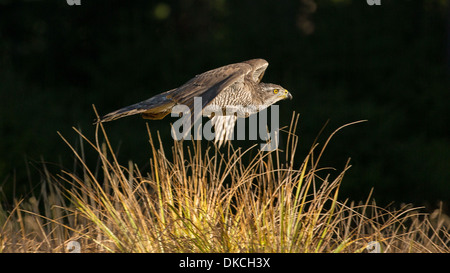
[0,0,449,209]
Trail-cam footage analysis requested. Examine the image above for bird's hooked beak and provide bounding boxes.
[283,89,293,100]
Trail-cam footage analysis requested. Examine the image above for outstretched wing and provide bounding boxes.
[167,62,249,128]
[168,63,251,111]
[167,59,268,126]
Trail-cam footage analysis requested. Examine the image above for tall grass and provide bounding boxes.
[1,113,449,253]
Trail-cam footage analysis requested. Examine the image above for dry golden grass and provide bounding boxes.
[1,112,449,253]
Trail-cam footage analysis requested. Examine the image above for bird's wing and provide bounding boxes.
[167,59,268,144]
[167,62,254,126]
[242,59,268,83]
[167,62,253,110]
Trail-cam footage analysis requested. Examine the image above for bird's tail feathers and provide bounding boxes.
[96,89,176,124]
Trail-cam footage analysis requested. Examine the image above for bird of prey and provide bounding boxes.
[97,58,292,147]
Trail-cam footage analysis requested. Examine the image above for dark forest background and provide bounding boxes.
[0,0,449,209]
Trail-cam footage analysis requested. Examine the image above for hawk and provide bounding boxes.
[97,59,292,147]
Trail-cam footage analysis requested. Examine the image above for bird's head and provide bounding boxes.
[259,83,293,106]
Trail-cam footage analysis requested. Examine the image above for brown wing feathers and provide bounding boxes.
[97,59,268,124]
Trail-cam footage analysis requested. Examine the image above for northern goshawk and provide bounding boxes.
[97,59,292,147]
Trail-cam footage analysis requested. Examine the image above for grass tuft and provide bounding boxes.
[1,113,449,252]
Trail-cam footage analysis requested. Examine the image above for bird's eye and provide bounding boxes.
[273,89,279,94]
